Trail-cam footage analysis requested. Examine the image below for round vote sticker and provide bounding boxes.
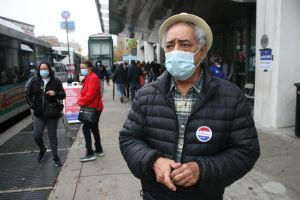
[196,126,212,142]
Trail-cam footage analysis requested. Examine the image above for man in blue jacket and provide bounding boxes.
[119,13,260,200]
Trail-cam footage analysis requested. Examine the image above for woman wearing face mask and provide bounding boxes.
[26,61,66,167]
[78,60,104,162]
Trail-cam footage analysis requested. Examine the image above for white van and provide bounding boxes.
[53,62,68,82]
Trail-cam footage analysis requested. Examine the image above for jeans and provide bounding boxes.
[82,111,103,155]
[32,115,59,157]
[116,83,125,97]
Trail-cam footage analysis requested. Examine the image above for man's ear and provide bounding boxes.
[199,46,207,60]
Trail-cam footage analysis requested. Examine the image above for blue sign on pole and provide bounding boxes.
[60,21,75,32]
[122,54,137,61]
[61,10,70,20]
[260,49,272,71]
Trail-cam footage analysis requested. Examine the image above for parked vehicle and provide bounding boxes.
[52,47,84,82]
[0,18,53,124]
[53,62,68,82]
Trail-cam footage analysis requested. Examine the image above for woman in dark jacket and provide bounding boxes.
[78,60,104,162]
[26,61,66,167]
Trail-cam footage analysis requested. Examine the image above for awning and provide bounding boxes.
[20,44,34,52]
[106,0,256,43]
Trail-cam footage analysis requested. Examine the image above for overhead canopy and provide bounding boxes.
[101,0,256,43]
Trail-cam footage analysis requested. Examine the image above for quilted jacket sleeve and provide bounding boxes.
[55,78,66,100]
[119,90,163,182]
[196,94,260,189]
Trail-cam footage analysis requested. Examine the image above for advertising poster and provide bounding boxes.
[63,82,81,123]
[260,49,272,71]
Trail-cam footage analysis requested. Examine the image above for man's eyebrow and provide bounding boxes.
[166,39,191,43]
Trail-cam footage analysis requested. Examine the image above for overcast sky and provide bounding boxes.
[0,0,105,55]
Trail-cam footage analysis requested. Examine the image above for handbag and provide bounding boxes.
[78,81,101,123]
[44,102,64,118]
[78,106,98,123]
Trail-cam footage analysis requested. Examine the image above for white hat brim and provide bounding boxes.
[159,13,213,51]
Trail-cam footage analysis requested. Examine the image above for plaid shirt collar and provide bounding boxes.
[170,71,203,94]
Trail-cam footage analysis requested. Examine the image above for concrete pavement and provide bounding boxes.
[48,84,141,200]
[48,83,300,200]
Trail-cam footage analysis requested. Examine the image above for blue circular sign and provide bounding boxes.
[61,10,70,20]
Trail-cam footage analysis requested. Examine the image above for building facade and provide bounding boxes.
[103,0,300,133]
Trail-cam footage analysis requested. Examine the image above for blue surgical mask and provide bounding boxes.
[40,70,49,78]
[165,50,200,80]
[80,68,88,76]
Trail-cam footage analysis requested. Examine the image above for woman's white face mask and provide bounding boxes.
[165,49,200,80]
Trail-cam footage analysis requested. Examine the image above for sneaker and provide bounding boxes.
[53,156,62,167]
[95,150,105,157]
[38,146,47,162]
[80,153,97,162]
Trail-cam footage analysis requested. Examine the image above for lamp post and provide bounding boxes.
[61,10,71,65]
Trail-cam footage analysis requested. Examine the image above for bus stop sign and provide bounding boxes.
[61,10,70,20]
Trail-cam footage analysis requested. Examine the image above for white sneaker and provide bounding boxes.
[95,150,105,157]
[80,154,96,162]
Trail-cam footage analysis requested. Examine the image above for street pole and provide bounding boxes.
[65,19,71,65]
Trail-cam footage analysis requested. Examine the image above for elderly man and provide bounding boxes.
[119,13,260,200]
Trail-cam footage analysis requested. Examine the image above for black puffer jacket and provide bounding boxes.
[128,64,142,84]
[113,66,128,84]
[119,67,260,200]
[26,76,66,118]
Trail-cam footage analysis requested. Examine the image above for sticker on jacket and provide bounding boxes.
[196,126,212,142]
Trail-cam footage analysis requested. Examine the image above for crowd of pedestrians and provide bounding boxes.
[112,60,165,103]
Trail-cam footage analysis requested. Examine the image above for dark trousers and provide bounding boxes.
[32,115,59,157]
[82,111,102,155]
[124,84,130,98]
[130,82,141,101]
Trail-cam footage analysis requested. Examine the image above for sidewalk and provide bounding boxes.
[48,83,300,200]
[48,84,141,200]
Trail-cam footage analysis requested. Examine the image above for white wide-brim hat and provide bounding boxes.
[159,12,213,51]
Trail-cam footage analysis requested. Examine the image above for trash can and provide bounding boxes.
[294,83,300,137]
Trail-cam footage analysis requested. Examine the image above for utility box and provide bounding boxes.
[88,34,114,71]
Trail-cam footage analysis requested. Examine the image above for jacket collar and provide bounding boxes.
[82,71,95,83]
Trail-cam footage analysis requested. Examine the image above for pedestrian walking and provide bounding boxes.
[26,61,66,167]
[124,62,130,99]
[127,61,143,101]
[209,55,226,79]
[95,60,107,97]
[78,60,104,162]
[119,13,260,200]
[112,63,128,102]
